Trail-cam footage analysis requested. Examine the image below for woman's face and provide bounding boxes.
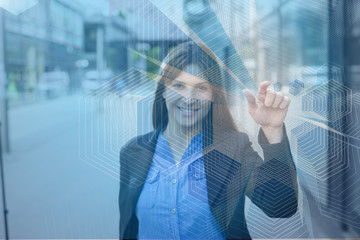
[162,65,213,128]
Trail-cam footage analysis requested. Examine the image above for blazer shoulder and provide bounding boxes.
[120,131,154,153]
[121,133,150,151]
[224,129,250,145]
[214,129,251,153]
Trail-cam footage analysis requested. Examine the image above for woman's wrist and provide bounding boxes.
[261,123,284,144]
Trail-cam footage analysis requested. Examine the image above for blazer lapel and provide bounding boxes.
[127,128,162,188]
[203,130,242,209]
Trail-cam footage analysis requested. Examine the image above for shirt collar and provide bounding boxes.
[156,128,204,164]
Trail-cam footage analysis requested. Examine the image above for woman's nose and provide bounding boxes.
[179,89,197,103]
[181,97,196,105]
[181,88,197,99]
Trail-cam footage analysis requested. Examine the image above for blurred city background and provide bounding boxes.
[0,0,359,239]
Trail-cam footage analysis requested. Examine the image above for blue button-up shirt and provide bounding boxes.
[136,130,226,240]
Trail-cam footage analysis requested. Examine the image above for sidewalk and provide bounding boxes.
[1,94,120,239]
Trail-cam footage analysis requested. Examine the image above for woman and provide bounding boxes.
[119,42,298,240]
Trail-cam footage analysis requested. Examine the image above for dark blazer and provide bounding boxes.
[119,125,298,240]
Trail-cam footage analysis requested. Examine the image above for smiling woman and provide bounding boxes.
[167,77,211,125]
[163,66,213,137]
[119,42,298,240]
[153,42,238,141]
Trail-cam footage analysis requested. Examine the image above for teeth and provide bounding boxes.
[177,106,199,114]
[180,108,198,112]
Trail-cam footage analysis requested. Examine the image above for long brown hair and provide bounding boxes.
[152,42,237,146]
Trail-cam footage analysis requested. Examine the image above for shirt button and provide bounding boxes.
[194,174,200,178]
[172,179,177,184]
[172,208,176,214]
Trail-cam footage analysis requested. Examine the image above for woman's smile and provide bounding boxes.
[177,106,200,116]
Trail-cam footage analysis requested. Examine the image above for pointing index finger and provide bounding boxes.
[257,81,271,102]
[258,81,271,95]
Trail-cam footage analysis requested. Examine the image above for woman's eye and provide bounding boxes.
[197,85,208,91]
[173,83,184,89]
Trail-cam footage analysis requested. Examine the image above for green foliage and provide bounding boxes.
[145,46,160,75]
[118,10,126,20]
[132,50,140,62]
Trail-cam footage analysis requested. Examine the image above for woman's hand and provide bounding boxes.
[244,81,290,143]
